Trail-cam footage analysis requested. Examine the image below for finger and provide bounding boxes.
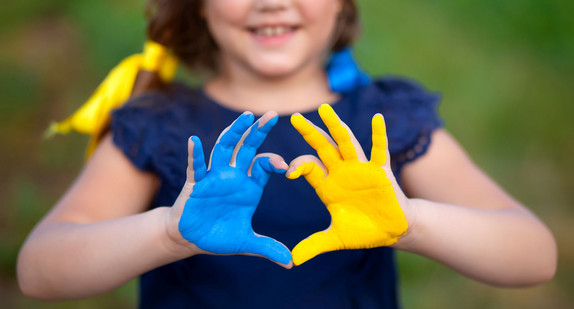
[187,136,207,183]
[290,113,342,168]
[249,154,288,187]
[370,114,389,167]
[292,230,341,266]
[210,112,255,169]
[242,234,293,267]
[317,104,363,161]
[285,155,327,189]
[173,136,207,209]
[317,104,367,161]
[235,112,278,171]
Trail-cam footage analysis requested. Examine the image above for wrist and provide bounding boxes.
[392,198,424,251]
[155,207,202,259]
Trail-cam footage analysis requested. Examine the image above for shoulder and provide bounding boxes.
[109,83,203,172]
[112,83,201,120]
[348,76,443,169]
[352,75,442,110]
[110,83,205,147]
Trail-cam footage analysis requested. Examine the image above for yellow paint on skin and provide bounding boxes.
[289,104,408,266]
[290,114,342,167]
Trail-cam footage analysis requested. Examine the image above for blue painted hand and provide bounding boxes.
[173,112,293,268]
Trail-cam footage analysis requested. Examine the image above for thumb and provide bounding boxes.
[292,230,342,266]
[286,155,327,189]
[241,234,293,268]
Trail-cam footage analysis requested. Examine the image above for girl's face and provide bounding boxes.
[204,0,343,79]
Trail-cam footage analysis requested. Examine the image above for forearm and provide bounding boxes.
[17,207,198,300]
[394,199,557,287]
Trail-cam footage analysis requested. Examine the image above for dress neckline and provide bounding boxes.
[198,87,350,119]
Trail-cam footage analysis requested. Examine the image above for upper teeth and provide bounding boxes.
[255,26,290,37]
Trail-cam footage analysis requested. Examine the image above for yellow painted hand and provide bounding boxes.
[287,104,408,266]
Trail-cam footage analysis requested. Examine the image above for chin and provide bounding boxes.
[252,62,301,79]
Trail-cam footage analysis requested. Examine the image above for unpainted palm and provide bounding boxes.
[287,104,408,265]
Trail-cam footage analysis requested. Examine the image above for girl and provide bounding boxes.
[18,0,557,308]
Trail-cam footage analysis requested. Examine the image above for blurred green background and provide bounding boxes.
[1,0,573,308]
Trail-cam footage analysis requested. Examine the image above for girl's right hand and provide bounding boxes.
[166,111,293,268]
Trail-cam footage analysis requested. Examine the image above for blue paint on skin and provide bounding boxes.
[190,136,207,181]
[179,114,292,265]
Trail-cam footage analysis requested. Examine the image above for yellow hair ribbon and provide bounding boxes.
[46,40,178,158]
[141,40,179,81]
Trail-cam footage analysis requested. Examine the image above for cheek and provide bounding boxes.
[204,0,250,39]
[298,0,341,18]
[205,0,249,22]
[297,1,341,46]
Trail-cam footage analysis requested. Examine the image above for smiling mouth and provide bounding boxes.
[248,25,299,38]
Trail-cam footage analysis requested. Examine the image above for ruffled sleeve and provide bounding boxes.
[110,85,211,207]
[110,92,168,173]
[361,77,444,174]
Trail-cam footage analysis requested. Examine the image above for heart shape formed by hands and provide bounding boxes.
[175,105,408,268]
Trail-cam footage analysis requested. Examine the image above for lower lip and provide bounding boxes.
[250,29,297,46]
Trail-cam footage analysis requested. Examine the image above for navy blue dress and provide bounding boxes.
[111,77,442,309]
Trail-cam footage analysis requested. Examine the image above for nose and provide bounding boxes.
[254,0,291,12]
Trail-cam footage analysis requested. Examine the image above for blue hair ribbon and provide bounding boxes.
[326,47,371,94]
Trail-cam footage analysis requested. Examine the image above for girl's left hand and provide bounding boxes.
[287,104,412,266]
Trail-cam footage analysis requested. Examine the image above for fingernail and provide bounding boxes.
[278,161,289,170]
